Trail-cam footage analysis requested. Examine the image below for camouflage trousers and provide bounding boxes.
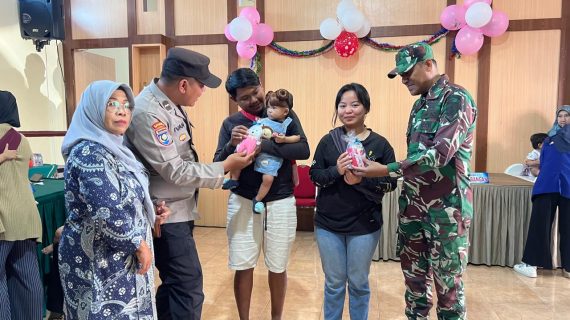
[397,203,471,320]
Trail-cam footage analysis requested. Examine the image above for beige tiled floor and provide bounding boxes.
[162,227,570,320]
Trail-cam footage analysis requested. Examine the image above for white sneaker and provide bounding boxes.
[563,270,570,279]
[514,263,537,278]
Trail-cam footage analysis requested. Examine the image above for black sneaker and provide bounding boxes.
[222,179,240,190]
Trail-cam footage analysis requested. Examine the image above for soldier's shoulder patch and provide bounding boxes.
[152,121,173,146]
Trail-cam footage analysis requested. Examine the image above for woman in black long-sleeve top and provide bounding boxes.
[310,83,397,320]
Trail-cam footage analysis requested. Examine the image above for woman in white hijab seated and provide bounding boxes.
[59,80,169,319]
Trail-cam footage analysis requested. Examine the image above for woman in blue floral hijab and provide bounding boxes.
[59,80,169,319]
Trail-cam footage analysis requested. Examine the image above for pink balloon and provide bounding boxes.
[236,41,257,59]
[254,23,274,46]
[239,7,260,25]
[440,5,467,30]
[481,10,509,37]
[247,37,257,45]
[248,25,257,43]
[224,24,236,42]
[463,0,492,7]
[455,26,484,55]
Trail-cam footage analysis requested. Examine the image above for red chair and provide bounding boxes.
[293,164,316,231]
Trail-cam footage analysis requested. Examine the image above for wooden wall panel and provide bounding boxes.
[131,44,166,95]
[73,51,116,107]
[454,56,479,102]
[487,30,561,172]
[136,0,165,35]
[174,0,227,36]
[265,0,336,32]
[264,37,447,165]
[492,0,561,20]
[136,47,163,89]
[70,0,128,39]
[360,0,447,27]
[454,55,479,169]
[238,56,252,69]
[178,45,230,227]
[266,0,447,32]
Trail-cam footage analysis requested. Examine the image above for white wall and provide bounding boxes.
[0,0,66,164]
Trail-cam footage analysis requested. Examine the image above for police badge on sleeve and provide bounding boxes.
[152,121,173,146]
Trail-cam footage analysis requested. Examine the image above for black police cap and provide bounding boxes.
[162,48,222,88]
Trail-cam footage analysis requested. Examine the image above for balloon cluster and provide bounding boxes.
[225,7,274,59]
[440,0,509,56]
[319,0,370,58]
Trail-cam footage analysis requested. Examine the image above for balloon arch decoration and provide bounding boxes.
[224,0,509,72]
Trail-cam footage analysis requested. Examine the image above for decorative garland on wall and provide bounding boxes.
[249,52,263,74]
[362,28,449,52]
[251,28,461,72]
[268,41,335,57]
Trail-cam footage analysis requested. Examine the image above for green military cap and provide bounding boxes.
[387,42,434,79]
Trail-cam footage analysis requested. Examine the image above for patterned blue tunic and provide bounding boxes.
[59,141,155,319]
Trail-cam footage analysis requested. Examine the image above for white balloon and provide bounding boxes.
[355,19,371,38]
[229,17,253,42]
[336,0,356,19]
[319,18,343,40]
[340,8,364,33]
[465,2,493,28]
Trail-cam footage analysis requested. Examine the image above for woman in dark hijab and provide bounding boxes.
[0,90,21,127]
[514,106,570,279]
[0,91,21,163]
[0,90,43,319]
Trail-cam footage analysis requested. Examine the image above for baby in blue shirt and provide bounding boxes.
[223,89,300,213]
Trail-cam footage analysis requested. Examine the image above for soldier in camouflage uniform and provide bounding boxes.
[352,42,477,319]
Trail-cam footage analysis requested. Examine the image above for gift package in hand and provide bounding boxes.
[236,124,263,155]
[345,130,366,168]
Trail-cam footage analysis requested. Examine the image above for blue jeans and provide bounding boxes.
[316,227,381,320]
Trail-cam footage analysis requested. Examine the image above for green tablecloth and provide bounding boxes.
[373,173,534,267]
[33,179,66,275]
